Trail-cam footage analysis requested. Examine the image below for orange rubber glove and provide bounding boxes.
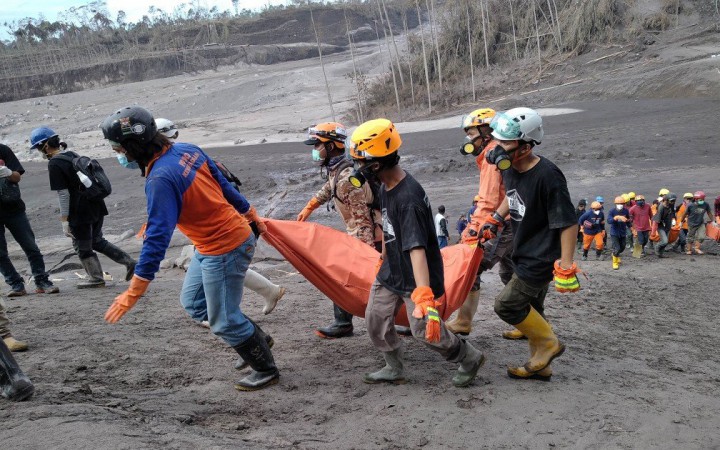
[105,275,150,323]
[460,220,481,246]
[480,212,504,242]
[244,206,267,234]
[297,197,321,222]
[410,286,441,343]
[553,261,582,293]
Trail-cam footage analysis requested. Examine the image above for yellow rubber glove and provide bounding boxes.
[297,197,321,222]
[105,275,150,323]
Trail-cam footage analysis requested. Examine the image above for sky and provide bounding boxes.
[1,0,294,39]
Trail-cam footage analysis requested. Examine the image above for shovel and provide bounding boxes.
[632,242,643,258]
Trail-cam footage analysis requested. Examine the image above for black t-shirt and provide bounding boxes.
[653,203,675,232]
[501,156,577,284]
[0,143,26,217]
[48,151,108,225]
[686,202,711,227]
[377,172,445,298]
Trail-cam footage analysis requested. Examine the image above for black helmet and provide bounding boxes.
[667,193,677,202]
[101,106,157,145]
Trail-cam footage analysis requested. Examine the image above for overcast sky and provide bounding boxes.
[1,0,295,38]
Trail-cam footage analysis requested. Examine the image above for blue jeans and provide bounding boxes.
[0,211,49,288]
[179,235,256,347]
[437,236,448,249]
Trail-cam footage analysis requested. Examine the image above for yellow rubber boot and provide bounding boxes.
[445,290,480,336]
[612,255,619,270]
[501,328,527,340]
[510,307,565,373]
[507,333,552,380]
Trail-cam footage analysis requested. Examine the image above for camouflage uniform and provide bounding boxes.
[314,161,380,247]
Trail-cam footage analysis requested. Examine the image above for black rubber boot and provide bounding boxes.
[235,318,274,370]
[78,255,106,289]
[0,339,34,401]
[315,304,354,339]
[98,242,137,281]
[233,328,280,391]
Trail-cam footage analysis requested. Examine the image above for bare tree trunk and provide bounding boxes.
[402,10,416,106]
[309,3,336,121]
[344,7,363,123]
[676,0,680,27]
[534,0,542,75]
[373,19,386,69]
[375,0,401,113]
[509,0,519,60]
[480,0,490,68]
[416,0,432,114]
[425,0,442,89]
[465,0,476,101]
[551,0,563,49]
[381,0,405,87]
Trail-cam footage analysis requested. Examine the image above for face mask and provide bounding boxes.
[698,200,705,205]
[117,154,139,170]
[616,204,624,210]
[485,144,514,171]
[593,210,600,215]
[637,200,645,206]
[311,149,323,162]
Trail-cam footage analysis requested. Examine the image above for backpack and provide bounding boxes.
[56,154,112,201]
[214,160,242,192]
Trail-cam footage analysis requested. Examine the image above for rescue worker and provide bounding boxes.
[678,191,713,255]
[296,122,383,339]
[30,127,136,288]
[445,108,516,338]
[0,142,59,296]
[595,196,608,250]
[671,193,692,253]
[467,195,479,222]
[152,119,286,319]
[622,193,634,249]
[629,195,652,256]
[607,196,631,270]
[577,201,605,260]
[480,107,579,380]
[100,106,279,391]
[456,215,468,240]
[348,118,485,387]
[651,193,677,258]
[575,199,587,251]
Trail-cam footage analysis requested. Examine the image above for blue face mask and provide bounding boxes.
[117,154,139,170]
[311,149,323,162]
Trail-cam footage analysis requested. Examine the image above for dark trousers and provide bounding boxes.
[494,274,549,325]
[611,235,626,257]
[0,212,49,288]
[636,230,649,247]
[71,217,113,260]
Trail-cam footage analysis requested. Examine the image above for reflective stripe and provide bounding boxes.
[427,307,440,322]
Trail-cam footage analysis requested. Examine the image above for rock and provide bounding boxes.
[175,244,195,271]
[118,229,135,241]
[160,258,175,270]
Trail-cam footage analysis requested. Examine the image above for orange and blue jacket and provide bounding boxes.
[135,143,252,280]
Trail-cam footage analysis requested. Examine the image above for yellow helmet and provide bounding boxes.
[350,118,402,158]
[621,193,631,203]
[628,192,636,199]
[683,192,693,199]
[461,108,496,130]
[658,188,669,196]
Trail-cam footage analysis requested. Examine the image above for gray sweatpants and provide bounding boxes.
[366,280,464,361]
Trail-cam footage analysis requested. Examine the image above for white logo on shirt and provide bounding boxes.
[507,189,526,221]
[382,208,396,244]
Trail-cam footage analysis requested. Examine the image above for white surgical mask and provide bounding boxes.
[593,210,600,215]
[616,204,624,210]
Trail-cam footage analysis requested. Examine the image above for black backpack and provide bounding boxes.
[214,160,242,192]
[56,154,112,201]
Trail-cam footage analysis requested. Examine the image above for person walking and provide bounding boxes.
[30,127,136,288]
[629,195,652,255]
[348,118,485,387]
[575,199,587,251]
[607,196,631,270]
[434,205,449,249]
[578,201,605,260]
[679,191,713,255]
[0,143,59,296]
[651,193,677,258]
[456,215,468,241]
[100,106,279,391]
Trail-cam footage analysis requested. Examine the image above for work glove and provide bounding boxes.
[105,275,150,323]
[244,206,267,235]
[410,286,441,343]
[480,211,505,242]
[553,260,582,293]
[460,220,481,247]
[614,216,627,223]
[297,197,321,222]
[0,166,12,178]
[61,220,74,238]
[649,231,660,242]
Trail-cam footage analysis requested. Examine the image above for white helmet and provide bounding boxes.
[155,118,178,139]
[491,107,543,144]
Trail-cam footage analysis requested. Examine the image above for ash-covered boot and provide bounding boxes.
[78,255,106,289]
[0,339,34,401]
[98,242,136,281]
[451,340,486,387]
[315,304,354,338]
[363,346,406,384]
[235,318,274,371]
[244,269,285,315]
[233,327,280,391]
[445,289,480,336]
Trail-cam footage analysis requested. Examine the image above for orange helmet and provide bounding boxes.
[461,108,496,131]
[614,196,626,204]
[635,194,645,201]
[305,122,347,148]
[591,201,602,210]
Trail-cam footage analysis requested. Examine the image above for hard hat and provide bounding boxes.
[591,201,602,210]
[490,107,543,144]
[683,192,693,199]
[304,122,347,148]
[596,196,605,203]
[628,192,636,199]
[473,195,480,202]
[155,118,178,138]
[101,106,157,145]
[636,195,645,201]
[693,191,705,200]
[615,196,626,204]
[667,193,677,202]
[621,194,631,203]
[350,119,401,158]
[461,108,495,130]
[29,126,58,149]
[578,199,587,206]
[658,188,670,196]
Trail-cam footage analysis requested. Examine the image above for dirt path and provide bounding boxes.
[1,98,719,449]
